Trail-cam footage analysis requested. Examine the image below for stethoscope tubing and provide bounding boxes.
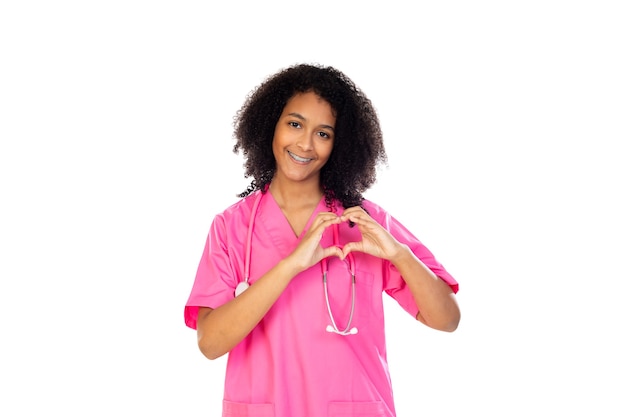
[241,190,358,335]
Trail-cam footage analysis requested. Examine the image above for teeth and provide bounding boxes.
[289,151,312,162]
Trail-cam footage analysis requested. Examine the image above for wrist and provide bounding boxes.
[388,243,413,266]
[277,256,306,280]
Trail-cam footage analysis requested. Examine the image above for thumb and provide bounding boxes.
[340,241,361,258]
[323,245,344,261]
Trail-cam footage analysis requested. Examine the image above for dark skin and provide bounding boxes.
[197,92,460,360]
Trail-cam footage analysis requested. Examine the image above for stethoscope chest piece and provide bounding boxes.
[235,281,250,297]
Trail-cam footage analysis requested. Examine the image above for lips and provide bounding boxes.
[288,151,313,163]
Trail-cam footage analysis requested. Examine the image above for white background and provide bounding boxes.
[1,1,625,416]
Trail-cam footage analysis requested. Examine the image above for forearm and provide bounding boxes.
[390,245,460,332]
[197,258,301,359]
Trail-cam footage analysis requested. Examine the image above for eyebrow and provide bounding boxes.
[287,112,335,132]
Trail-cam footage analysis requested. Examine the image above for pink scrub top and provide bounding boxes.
[185,190,458,417]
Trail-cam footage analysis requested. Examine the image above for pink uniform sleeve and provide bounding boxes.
[184,214,239,330]
[364,201,459,318]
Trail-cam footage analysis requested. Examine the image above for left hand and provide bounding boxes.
[339,206,404,261]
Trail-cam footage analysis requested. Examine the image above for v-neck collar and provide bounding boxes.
[265,191,328,239]
[252,192,329,264]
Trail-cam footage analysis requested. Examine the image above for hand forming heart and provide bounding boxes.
[291,207,404,272]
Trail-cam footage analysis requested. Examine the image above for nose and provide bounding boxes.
[296,130,315,151]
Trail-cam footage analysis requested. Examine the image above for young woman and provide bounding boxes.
[184,63,460,417]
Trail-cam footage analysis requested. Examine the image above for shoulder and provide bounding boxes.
[212,191,261,226]
[360,199,408,232]
[222,192,258,216]
[360,198,389,221]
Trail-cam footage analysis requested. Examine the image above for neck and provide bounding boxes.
[269,178,324,210]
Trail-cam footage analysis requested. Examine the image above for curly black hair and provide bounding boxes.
[233,63,387,210]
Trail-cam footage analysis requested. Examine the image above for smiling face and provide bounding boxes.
[272,91,336,187]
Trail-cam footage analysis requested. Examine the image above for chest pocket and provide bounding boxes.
[223,400,274,417]
[353,268,376,323]
[328,401,387,416]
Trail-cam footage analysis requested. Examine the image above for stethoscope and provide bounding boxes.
[235,191,358,336]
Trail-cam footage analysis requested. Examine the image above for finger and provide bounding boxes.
[341,241,363,256]
[341,212,372,227]
[313,212,340,224]
[323,245,345,260]
[341,206,367,219]
[308,213,340,232]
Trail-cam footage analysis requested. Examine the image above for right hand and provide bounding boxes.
[287,212,344,272]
